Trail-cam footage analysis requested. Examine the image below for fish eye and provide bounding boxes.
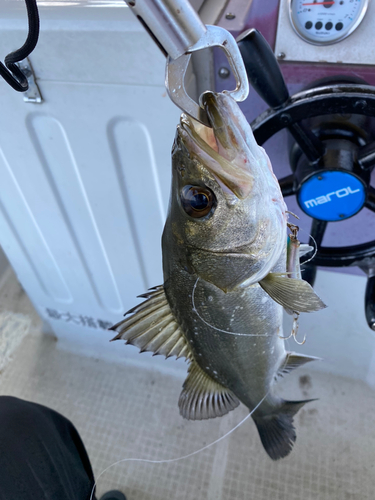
[180,185,216,218]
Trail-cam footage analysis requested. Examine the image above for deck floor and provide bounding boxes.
[0,268,374,500]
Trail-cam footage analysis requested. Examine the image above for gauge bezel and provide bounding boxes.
[288,0,369,46]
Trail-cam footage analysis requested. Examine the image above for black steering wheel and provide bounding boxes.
[237,29,375,331]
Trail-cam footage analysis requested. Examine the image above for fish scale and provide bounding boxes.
[164,247,287,413]
[111,91,326,460]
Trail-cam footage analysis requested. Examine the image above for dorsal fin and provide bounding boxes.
[277,352,321,378]
[259,274,326,313]
[179,361,240,420]
[110,286,191,360]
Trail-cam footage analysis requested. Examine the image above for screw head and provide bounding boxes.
[218,67,230,79]
[277,52,286,60]
[225,12,236,20]
[371,322,375,332]
[280,113,291,124]
[354,99,367,110]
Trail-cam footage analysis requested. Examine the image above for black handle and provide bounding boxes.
[237,28,289,109]
[365,276,375,331]
[237,28,325,163]
[365,186,375,213]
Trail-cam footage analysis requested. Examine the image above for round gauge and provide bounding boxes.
[289,0,369,45]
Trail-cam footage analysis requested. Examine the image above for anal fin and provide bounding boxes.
[253,399,315,460]
[277,352,322,378]
[179,362,240,420]
[110,285,191,360]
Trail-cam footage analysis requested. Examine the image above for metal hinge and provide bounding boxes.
[16,58,43,104]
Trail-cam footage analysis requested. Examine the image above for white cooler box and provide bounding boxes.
[0,0,184,365]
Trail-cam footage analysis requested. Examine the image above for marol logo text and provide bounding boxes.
[304,186,361,209]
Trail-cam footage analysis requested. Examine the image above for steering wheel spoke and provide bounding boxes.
[357,141,375,172]
[365,186,375,212]
[309,219,328,248]
[279,174,296,197]
[238,29,325,165]
[365,276,375,331]
[287,123,325,165]
[237,29,375,325]
[300,219,328,286]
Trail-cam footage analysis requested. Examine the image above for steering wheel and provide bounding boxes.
[237,29,375,331]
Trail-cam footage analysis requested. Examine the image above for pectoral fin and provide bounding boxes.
[179,362,240,420]
[110,286,191,360]
[259,274,326,313]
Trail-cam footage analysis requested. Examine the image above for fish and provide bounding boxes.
[110,91,326,460]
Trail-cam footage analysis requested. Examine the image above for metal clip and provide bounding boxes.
[16,58,42,104]
[166,25,249,126]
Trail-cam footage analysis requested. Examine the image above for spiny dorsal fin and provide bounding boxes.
[110,286,191,360]
[259,274,326,313]
[277,352,322,378]
[179,361,240,420]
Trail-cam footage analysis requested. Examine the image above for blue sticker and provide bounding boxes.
[297,171,366,222]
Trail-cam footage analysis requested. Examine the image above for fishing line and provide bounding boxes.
[190,216,318,341]
[298,227,318,267]
[191,239,315,343]
[89,391,269,500]
[191,277,270,337]
[191,243,317,342]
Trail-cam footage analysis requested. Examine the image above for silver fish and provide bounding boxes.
[111,92,325,460]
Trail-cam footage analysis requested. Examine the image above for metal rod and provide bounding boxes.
[125,0,206,60]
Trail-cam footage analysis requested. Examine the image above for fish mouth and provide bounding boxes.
[178,92,256,199]
[188,242,256,256]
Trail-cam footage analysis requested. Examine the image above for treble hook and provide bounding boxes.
[278,330,293,341]
[0,0,39,92]
[291,312,306,345]
[281,223,308,345]
[278,313,306,344]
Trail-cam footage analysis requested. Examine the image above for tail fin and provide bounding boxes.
[253,399,315,460]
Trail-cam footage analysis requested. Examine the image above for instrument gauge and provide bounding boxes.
[289,0,369,45]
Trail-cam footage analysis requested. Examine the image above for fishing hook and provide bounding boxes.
[278,312,306,344]
[283,223,307,345]
[278,330,293,341]
[291,312,306,345]
[286,210,300,220]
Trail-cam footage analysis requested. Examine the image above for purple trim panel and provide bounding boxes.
[214,0,375,276]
